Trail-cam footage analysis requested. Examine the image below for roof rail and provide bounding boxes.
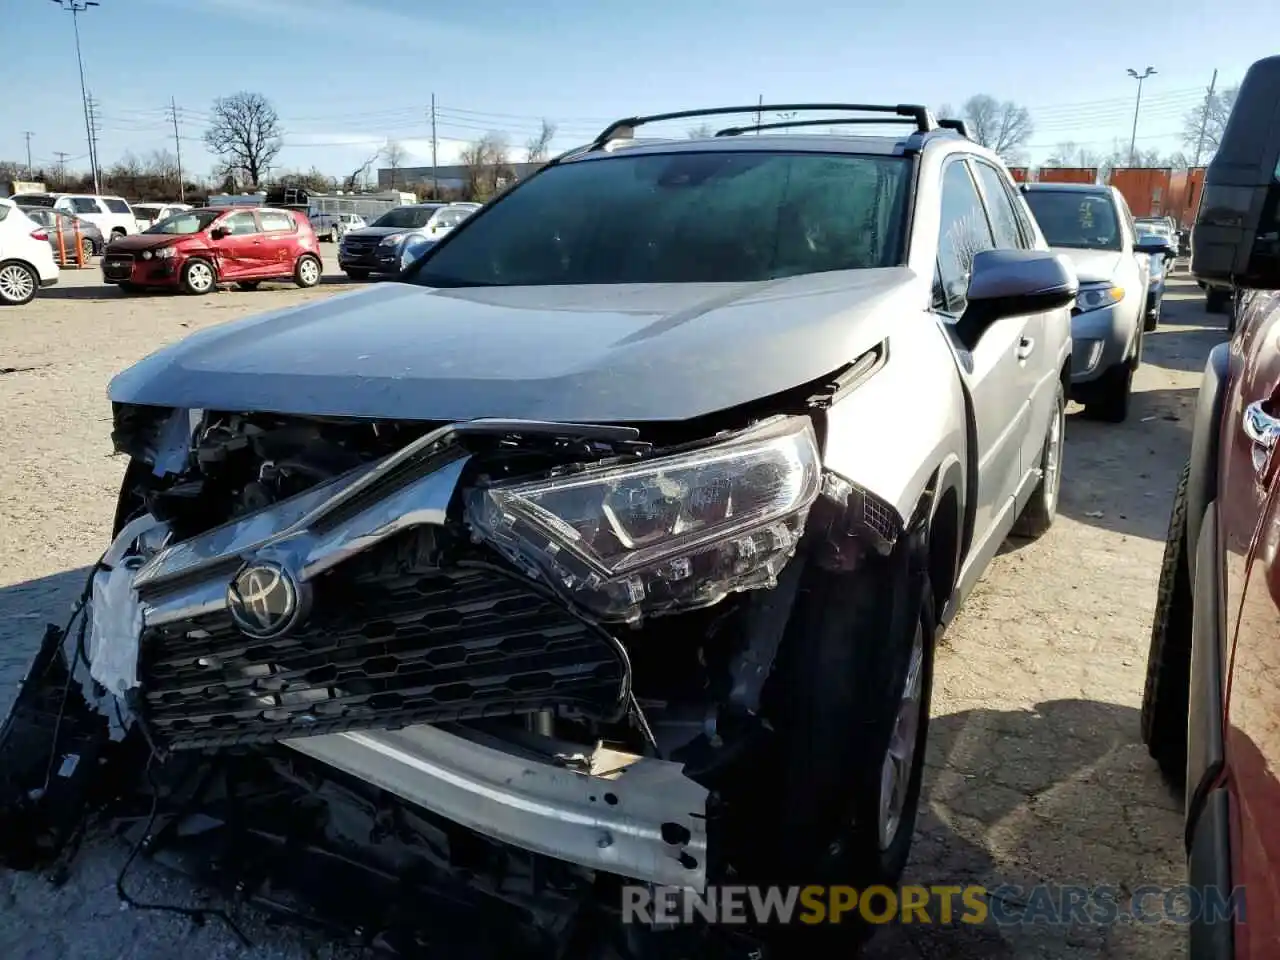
[587,103,937,151]
[937,118,970,138]
[715,116,921,137]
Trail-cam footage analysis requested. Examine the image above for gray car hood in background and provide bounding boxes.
[1047,248,1124,284]
[108,269,918,423]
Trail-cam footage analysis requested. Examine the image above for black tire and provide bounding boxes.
[116,282,142,295]
[1013,379,1065,539]
[0,261,39,306]
[1144,294,1162,332]
[295,254,322,288]
[744,555,934,949]
[344,268,370,281]
[1226,293,1239,335]
[111,228,127,242]
[235,280,261,291]
[1141,462,1192,789]
[180,258,217,295]
[1083,361,1133,423]
[1205,287,1230,315]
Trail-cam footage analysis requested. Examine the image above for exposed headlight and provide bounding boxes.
[467,416,822,621]
[153,246,177,259]
[1075,283,1124,313]
[379,232,407,246]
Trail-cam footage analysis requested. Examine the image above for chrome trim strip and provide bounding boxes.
[285,724,709,889]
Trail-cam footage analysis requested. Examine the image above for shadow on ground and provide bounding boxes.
[865,698,1185,960]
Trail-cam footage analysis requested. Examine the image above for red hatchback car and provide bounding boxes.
[101,206,324,295]
[1142,55,1280,960]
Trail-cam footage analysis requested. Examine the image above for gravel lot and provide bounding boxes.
[0,258,1223,959]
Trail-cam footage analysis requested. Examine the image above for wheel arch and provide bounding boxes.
[1185,342,1231,582]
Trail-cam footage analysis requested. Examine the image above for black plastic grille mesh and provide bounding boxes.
[138,562,627,751]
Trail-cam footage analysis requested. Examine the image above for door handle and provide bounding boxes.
[1243,400,1280,474]
[1016,337,1035,360]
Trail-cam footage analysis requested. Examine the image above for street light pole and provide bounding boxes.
[51,0,101,193]
[1126,66,1156,166]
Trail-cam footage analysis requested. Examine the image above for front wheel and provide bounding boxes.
[1144,293,1162,332]
[344,268,370,281]
[1141,462,1193,788]
[1205,287,1230,315]
[0,262,39,305]
[1083,361,1133,423]
[741,557,935,949]
[329,227,340,243]
[294,254,322,288]
[180,258,216,295]
[1013,379,1065,538]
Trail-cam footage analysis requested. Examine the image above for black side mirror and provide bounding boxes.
[956,249,1079,349]
[1192,54,1280,289]
[1135,235,1171,257]
[210,225,231,239]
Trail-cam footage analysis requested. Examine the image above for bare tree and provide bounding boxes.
[686,123,714,139]
[204,92,284,187]
[1180,85,1239,163]
[343,151,381,193]
[381,139,408,188]
[1043,141,1103,169]
[525,119,557,164]
[954,95,1034,160]
[460,133,514,200]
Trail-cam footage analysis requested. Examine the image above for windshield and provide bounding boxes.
[1023,191,1122,251]
[134,205,164,221]
[144,210,222,235]
[372,207,439,229]
[14,194,56,207]
[409,152,909,287]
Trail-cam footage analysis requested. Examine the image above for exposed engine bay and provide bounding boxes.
[0,403,906,957]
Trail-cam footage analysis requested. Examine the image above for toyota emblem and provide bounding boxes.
[227,561,306,638]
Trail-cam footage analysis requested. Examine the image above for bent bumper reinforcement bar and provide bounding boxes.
[285,724,710,890]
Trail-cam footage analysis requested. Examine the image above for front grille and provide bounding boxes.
[138,559,629,751]
[342,238,380,255]
[102,254,134,280]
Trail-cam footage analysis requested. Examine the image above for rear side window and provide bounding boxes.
[935,161,996,314]
[224,212,260,235]
[259,211,295,232]
[971,162,1026,250]
[70,197,101,214]
[104,198,131,214]
[0,205,9,223]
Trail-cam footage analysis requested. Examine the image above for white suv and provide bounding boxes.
[0,198,59,305]
[9,193,137,240]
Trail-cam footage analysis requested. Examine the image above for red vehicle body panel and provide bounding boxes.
[1007,166,1030,183]
[101,207,318,290]
[1035,166,1097,185]
[1216,290,1280,960]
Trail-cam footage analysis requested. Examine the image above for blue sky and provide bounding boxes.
[3,0,1276,182]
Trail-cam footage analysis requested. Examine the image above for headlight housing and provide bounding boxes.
[379,232,407,246]
[153,246,177,259]
[467,416,822,622]
[1075,283,1124,313]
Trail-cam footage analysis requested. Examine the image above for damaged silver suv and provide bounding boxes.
[0,104,1076,954]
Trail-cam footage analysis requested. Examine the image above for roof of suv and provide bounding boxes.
[563,130,966,165]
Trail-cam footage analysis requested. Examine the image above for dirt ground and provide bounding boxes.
[0,259,1223,959]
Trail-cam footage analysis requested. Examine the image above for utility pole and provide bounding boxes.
[755,94,763,134]
[1126,65,1157,166]
[50,0,101,192]
[1191,68,1219,171]
[53,151,71,186]
[22,132,34,179]
[430,93,439,200]
[86,94,102,191]
[167,97,185,201]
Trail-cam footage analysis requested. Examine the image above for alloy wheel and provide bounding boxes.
[299,258,320,286]
[879,625,925,850]
[0,264,36,303]
[186,262,214,292]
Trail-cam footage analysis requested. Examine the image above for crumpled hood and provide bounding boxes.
[1046,248,1123,284]
[108,269,920,423]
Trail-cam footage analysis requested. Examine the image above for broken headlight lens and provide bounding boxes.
[467,416,822,621]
